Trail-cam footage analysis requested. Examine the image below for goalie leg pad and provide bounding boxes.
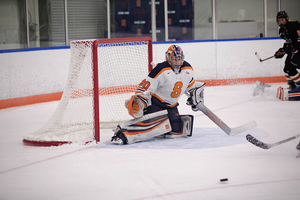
[276,86,300,101]
[165,115,194,138]
[112,110,171,144]
[288,87,300,101]
[276,87,289,101]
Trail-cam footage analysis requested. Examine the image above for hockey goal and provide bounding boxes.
[23,37,153,146]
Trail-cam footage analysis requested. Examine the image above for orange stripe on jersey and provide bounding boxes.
[152,93,166,102]
[135,91,143,95]
[181,66,193,71]
[153,68,172,79]
[152,93,178,107]
[291,73,300,81]
[285,75,291,80]
[187,79,195,88]
[168,102,179,107]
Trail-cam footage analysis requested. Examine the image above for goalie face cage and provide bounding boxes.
[23,37,153,146]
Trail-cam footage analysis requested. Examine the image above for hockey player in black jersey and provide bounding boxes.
[274,11,300,89]
[253,12,300,101]
[275,11,300,153]
[253,12,300,153]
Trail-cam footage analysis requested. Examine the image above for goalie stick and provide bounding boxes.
[255,52,274,62]
[196,103,257,136]
[246,134,300,150]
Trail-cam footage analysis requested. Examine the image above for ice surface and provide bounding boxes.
[0,83,300,200]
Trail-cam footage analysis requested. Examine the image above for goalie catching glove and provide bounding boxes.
[125,94,149,118]
[186,83,206,111]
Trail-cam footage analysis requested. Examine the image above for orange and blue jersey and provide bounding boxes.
[136,61,195,107]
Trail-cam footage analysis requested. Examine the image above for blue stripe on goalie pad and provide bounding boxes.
[288,87,300,101]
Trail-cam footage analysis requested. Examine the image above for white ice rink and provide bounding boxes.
[0,83,299,200]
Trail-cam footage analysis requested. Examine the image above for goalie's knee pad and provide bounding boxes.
[165,115,194,138]
[111,110,171,144]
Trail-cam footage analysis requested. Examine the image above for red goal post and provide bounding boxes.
[23,37,153,146]
[92,37,153,142]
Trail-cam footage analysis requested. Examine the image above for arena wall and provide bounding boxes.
[0,38,286,109]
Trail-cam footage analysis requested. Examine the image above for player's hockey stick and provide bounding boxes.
[196,103,257,136]
[255,52,274,62]
[246,134,300,149]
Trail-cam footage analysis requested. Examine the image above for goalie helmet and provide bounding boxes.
[276,11,289,27]
[165,45,185,74]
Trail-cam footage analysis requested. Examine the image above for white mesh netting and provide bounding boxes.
[23,38,151,144]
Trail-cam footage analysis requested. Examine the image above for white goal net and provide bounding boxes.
[23,37,153,146]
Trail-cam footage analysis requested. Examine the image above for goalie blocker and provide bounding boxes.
[111,110,194,144]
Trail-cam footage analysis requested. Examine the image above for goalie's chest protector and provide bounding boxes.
[146,61,194,106]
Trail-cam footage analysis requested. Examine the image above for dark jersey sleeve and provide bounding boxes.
[285,21,300,51]
[182,61,193,69]
[279,27,287,40]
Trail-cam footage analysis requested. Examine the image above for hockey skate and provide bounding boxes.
[296,142,300,151]
[296,142,300,158]
[111,125,128,145]
[252,81,271,96]
[164,131,191,139]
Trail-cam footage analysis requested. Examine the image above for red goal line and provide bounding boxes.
[0,76,286,109]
